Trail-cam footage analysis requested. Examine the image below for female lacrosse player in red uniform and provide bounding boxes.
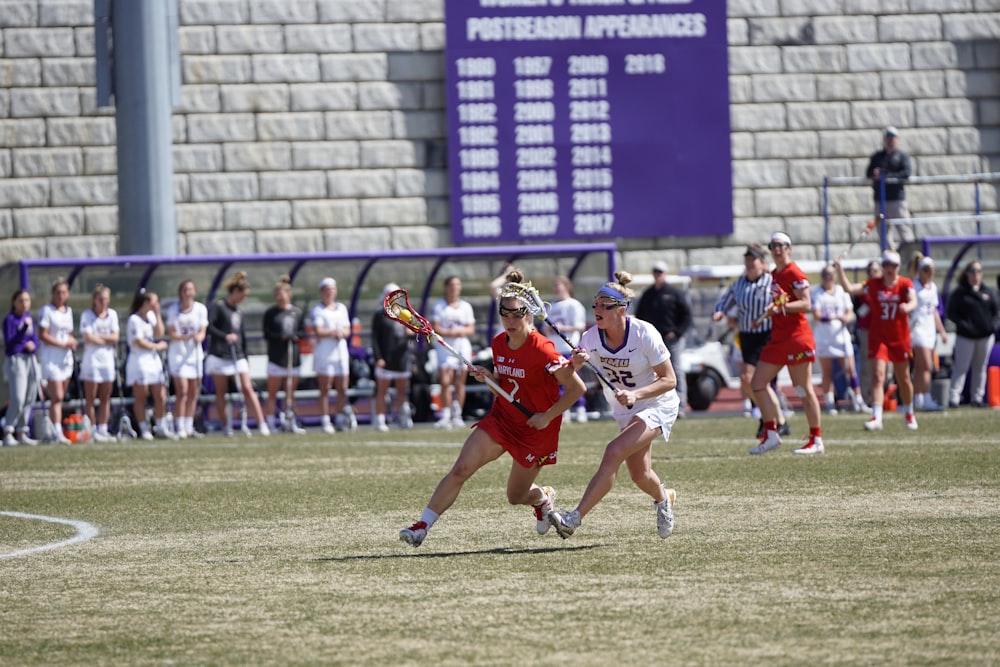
[835,249,918,431]
[399,270,586,548]
[749,232,824,455]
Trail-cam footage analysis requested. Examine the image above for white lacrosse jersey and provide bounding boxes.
[166,301,208,372]
[579,317,679,419]
[310,302,350,363]
[79,308,119,375]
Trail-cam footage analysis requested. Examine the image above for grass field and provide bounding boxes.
[2,409,999,666]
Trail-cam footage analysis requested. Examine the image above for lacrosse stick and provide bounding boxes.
[283,336,298,433]
[383,289,533,418]
[500,281,630,406]
[754,283,791,328]
[837,216,881,262]
[115,357,137,440]
[229,342,252,437]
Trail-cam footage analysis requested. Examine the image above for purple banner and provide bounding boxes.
[444,0,732,243]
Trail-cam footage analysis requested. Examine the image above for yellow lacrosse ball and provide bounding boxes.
[397,308,413,322]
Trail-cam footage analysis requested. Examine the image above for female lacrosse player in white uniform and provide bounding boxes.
[431,275,476,429]
[399,270,586,548]
[126,290,170,441]
[311,277,355,434]
[38,277,77,443]
[166,279,208,438]
[79,283,119,441]
[548,271,679,540]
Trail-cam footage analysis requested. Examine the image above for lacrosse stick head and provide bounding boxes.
[383,289,433,336]
[497,280,548,320]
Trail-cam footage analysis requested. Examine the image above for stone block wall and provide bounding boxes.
[1,0,999,271]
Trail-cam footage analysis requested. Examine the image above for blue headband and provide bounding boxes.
[597,285,627,301]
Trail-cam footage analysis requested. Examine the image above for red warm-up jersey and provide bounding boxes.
[864,276,913,347]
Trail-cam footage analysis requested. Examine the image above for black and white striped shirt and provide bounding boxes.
[713,272,774,333]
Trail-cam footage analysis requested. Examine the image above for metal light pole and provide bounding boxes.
[95,0,180,256]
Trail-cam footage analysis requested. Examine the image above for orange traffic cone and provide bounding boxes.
[883,383,898,412]
[988,367,1000,408]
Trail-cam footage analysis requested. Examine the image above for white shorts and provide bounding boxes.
[436,338,472,371]
[910,324,937,350]
[205,354,250,377]
[267,361,301,378]
[169,354,204,380]
[614,401,679,444]
[79,363,116,384]
[814,326,853,359]
[39,348,74,382]
[126,362,165,387]
[314,357,349,378]
[375,367,411,381]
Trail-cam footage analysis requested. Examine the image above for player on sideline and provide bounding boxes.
[548,271,680,540]
[399,270,587,548]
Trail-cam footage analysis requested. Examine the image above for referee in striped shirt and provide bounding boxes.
[712,243,790,437]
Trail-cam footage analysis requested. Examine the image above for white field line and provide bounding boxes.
[0,511,99,560]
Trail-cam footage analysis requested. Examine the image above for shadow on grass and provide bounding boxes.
[313,543,606,562]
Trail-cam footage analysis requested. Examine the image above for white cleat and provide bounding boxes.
[533,486,556,535]
[548,509,581,539]
[793,436,825,455]
[749,429,781,455]
[863,417,883,431]
[399,521,428,548]
[656,486,676,538]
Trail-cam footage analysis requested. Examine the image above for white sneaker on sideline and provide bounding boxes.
[905,412,918,431]
[321,417,335,435]
[3,432,18,447]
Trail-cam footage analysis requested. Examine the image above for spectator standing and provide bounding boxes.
[37,277,77,444]
[908,255,947,411]
[165,280,209,438]
[865,126,915,250]
[543,276,589,423]
[946,261,999,408]
[206,271,269,437]
[311,277,356,434]
[811,266,867,414]
[835,249,918,431]
[3,290,41,446]
[262,276,306,434]
[79,284,120,441]
[749,233,824,455]
[431,276,476,429]
[636,261,692,413]
[711,244,790,438]
[371,283,414,432]
[126,290,172,441]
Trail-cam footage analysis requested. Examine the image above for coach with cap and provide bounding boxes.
[636,261,693,412]
[865,125,915,250]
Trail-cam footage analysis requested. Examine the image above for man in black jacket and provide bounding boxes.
[865,125,915,250]
[636,261,693,412]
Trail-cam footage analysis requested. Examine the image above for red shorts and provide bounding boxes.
[759,338,816,367]
[868,339,911,363]
[474,411,560,469]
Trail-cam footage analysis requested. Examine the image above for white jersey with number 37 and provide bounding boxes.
[580,317,679,416]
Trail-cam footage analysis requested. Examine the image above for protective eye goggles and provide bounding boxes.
[592,301,625,311]
[498,305,529,318]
